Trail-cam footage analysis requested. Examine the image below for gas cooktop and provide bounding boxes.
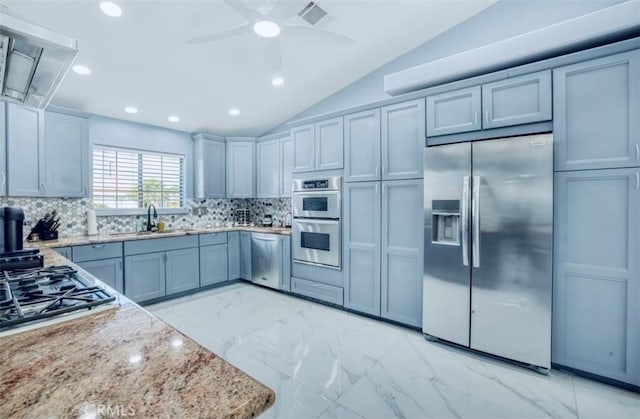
[0,265,117,333]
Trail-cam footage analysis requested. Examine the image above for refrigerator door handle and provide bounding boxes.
[461,176,470,266]
[472,175,481,268]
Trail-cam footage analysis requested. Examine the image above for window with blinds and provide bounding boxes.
[92,146,185,209]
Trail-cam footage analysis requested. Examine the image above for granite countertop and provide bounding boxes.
[0,243,275,418]
[31,225,291,248]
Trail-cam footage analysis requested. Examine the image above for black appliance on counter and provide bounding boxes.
[0,207,43,271]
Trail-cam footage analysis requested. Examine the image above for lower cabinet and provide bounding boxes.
[54,246,72,260]
[124,252,166,302]
[200,244,229,286]
[228,232,241,279]
[280,235,291,291]
[77,257,124,294]
[165,248,200,295]
[552,168,639,386]
[344,179,423,327]
[240,231,252,280]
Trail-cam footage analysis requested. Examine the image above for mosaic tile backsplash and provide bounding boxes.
[0,197,291,238]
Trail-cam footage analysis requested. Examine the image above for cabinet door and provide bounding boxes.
[426,86,481,137]
[6,104,45,196]
[292,124,315,172]
[280,135,293,198]
[124,252,166,302]
[166,247,200,295]
[240,231,252,280]
[344,109,381,182]
[280,235,291,291]
[44,112,88,197]
[200,244,229,286]
[316,117,343,170]
[256,139,280,198]
[554,51,640,171]
[226,141,254,198]
[553,168,639,386]
[482,70,551,129]
[77,257,124,293]
[54,246,72,260]
[204,140,226,198]
[344,181,381,315]
[228,232,240,280]
[381,179,423,327]
[0,102,6,196]
[381,99,425,180]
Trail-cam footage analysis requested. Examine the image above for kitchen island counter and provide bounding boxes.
[0,247,275,418]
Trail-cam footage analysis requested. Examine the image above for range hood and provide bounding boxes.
[0,6,78,108]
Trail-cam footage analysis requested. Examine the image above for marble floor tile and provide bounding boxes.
[573,375,640,419]
[316,403,365,419]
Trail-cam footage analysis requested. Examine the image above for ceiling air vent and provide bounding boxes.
[298,2,328,26]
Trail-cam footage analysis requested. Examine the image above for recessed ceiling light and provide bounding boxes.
[168,115,180,123]
[229,108,240,116]
[72,65,91,75]
[124,106,138,114]
[100,1,122,17]
[253,20,280,38]
[271,77,284,87]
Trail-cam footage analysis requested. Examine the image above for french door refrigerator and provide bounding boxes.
[423,133,553,370]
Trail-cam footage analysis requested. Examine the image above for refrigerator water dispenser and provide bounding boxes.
[432,200,460,246]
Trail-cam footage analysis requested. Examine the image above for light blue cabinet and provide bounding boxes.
[226,140,254,198]
[256,139,280,198]
[165,247,200,295]
[344,109,381,182]
[280,235,291,291]
[124,252,166,302]
[280,135,293,197]
[292,124,315,172]
[54,246,72,260]
[381,99,425,180]
[193,135,226,199]
[381,179,423,327]
[426,86,481,137]
[316,117,343,170]
[200,244,229,286]
[77,257,124,294]
[6,104,45,196]
[0,102,6,196]
[552,168,639,386]
[343,181,381,315]
[44,111,89,197]
[554,51,640,171]
[292,117,343,172]
[240,231,252,280]
[228,231,240,279]
[482,70,552,129]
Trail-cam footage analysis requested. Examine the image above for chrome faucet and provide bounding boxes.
[147,204,158,231]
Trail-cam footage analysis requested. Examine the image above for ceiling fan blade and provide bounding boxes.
[223,0,261,22]
[187,23,250,45]
[260,37,282,72]
[282,25,355,47]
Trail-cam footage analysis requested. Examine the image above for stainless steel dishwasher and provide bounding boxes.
[251,233,282,289]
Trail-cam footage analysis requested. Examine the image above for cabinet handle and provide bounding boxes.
[92,244,105,249]
[375,183,380,195]
[375,166,380,178]
[636,172,639,191]
[382,184,387,195]
[635,144,640,162]
[474,112,478,125]
[485,111,490,124]
[382,165,386,176]
[0,171,5,186]
[41,182,47,192]
[119,259,123,270]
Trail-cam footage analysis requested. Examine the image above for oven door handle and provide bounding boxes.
[293,218,340,225]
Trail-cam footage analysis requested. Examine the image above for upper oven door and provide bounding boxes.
[292,190,341,219]
[292,218,340,269]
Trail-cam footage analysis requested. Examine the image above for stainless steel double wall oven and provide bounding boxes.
[292,176,341,269]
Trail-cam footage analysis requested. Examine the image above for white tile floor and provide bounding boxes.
[146,283,640,419]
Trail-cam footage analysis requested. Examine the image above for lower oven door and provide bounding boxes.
[292,218,340,269]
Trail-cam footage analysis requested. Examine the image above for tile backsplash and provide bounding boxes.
[0,197,291,238]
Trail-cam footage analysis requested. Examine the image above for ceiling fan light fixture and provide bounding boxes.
[229,107,240,116]
[100,1,122,17]
[271,77,284,87]
[253,20,281,38]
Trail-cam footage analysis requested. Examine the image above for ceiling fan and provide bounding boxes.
[187,0,356,72]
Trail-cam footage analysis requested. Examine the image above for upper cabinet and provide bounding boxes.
[226,140,255,198]
[44,111,89,197]
[193,134,226,199]
[6,104,45,196]
[256,134,292,198]
[292,117,343,172]
[426,70,552,137]
[344,109,381,182]
[0,102,6,196]
[554,50,640,171]
[381,99,425,180]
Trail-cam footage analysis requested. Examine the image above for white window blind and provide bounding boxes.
[92,146,184,209]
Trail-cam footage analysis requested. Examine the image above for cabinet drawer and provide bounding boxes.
[73,242,122,262]
[291,277,343,306]
[124,235,198,256]
[199,232,228,246]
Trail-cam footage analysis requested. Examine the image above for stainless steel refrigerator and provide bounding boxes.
[423,134,553,370]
